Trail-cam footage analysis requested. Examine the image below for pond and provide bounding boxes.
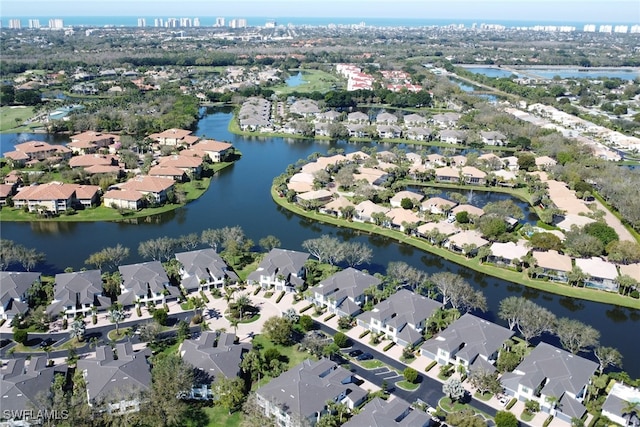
[1,107,639,378]
[285,72,305,87]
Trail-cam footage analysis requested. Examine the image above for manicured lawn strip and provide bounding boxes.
[272,69,344,95]
[251,334,309,372]
[107,328,131,341]
[357,359,385,369]
[395,380,420,391]
[271,186,640,309]
[521,411,536,422]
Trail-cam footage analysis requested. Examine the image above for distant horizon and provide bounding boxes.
[3,0,639,24]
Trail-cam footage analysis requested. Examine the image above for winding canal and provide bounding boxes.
[1,107,638,377]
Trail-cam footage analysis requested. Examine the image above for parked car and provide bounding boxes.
[356,352,374,361]
[348,349,363,358]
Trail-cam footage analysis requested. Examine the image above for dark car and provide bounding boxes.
[356,352,373,361]
[348,349,363,358]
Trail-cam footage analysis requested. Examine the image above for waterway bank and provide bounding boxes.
[270,185,640,310]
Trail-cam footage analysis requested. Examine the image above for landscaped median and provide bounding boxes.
[270,185,640,309]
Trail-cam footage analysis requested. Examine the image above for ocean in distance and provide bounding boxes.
[8,16,639,28]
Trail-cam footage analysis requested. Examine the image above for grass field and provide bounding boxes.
[0,106,36,132]
[272,69,344,95]
[270,186,640,310]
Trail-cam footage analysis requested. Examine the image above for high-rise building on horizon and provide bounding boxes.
[215,17,225,27]
[154,18,163,27]
[138,18,146,27]
[48,19,64,29]
[28,19,40,29]
[9,19,21,29]
[229,18,247,29]
[193,17,200,27]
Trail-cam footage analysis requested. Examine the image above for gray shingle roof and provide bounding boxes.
[501,342,598,399]
[47,269,108,315]
[175,249,238,291]
[343,397,430,427]
[117,261,178,306]
[257,358,366,422]
[0,272,40,316]
[179,331,249,384]
[316,267,381,299]
[420,313,513,364]
[246,248,309,283]
[1,357,66,413]
[77,343,151,405]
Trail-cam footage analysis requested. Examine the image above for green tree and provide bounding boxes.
[527,232,563,251]
[403,367,419,384]
[299,314,314,331]
[143,352,194,426]
[262,316,293,346]
[333,332,350,348]
[153,308,168,326]
[258,235,281,252]
[594,346,623,374]
[495,410,519,427]
[443,377,466,402]
[517,153,537,171]
[469,368,502,395]
[583,222,619,247]
[214,376,246,414]
[455,210,470,224]
[556,318,600,354]
[108,305,126,334]
[13,328,28,344]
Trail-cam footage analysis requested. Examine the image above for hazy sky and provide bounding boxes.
[2,0,639,23]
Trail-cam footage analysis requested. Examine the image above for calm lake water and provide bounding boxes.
[1,107,638,377]
[285,72,305,87]
[464,66,640,81]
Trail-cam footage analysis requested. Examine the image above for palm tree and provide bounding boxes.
[108,306,126,334]
[69,318,86,342]
[568,266,587,287]
[235,294,251,320]
[622,401,640,427]
[190,296,205,316]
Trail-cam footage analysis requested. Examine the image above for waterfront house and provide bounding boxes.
[386,208,423,232]
[439,129,467,144]
[256,359,367,427]
[450,204,485,219]
[343,397,431,427]
[3,141,71,166]
[445,230,489,256]
[179,331,250,400]
[117,261,180,308]
[346,111,369,124]
[405,127,433,141]
[417,221,460,241]
[0,271,39,320]
[290,99,320,117]
[313,267,380,317]
[188,139,234,162]
[425,154,447,168]
[390,190,424,208]
[377,124,402,139]
[246,248,309,292]
[103,189,145,210]
[78,343,152,415]
[376,112,399,124]
[432,112,461,127]
[500,342,598,423]
[480,131,507,146]
[13,182,99,214]
[420,313,514,372]
[532,250,573,282]
[157,155,203,179]
[47,269,111,319]
[67,131,117,154]
[488,241,530,266]
[420,197,457,215]
[345,123,369,138]
[148,165,188,182]
[575,257,619,291]
[404,113,428,126]
[319,196,356,218]
[601,383,640,427]
[357,289,441,347]
[119,176,175,204]
[296,189,333,209]
[353,200,390,224]
[175,248,239,293]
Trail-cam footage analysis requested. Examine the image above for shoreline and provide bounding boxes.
[270,185,640,310]
[456,64,640,72]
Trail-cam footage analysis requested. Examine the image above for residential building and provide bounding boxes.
[376,112,399,124]
[532,250,572,282]
[421,197,457,215]
[175,249,239,293]
[320,197,356,218]
[420,313,514,372]
[357,289,441,347]
[1,357,66,420]
[313,268,380,317]
[256,359,367,427]
[480,131,507,146]
[450,204,485,219]
[343,397,431,427]
[445,230,489,256]
[439,130,467,144]
[601,383,640,427]
[0,271,39,320]
[78,343,152,415]
[47,270,111,319]
[488,241,530,266]
[118,261,180,307]
[119,176,175,204]
[157,155,203,179]
[103,189,145,210]
[13,182,99,213]
[296,189,333,209]
[189,139,234,162]
[354,200,390,223]
[575,257,619,291]
[148,128,199,146]
[246,248,309,292]
[386,208,423,232]
[390,190,423,208]
[3,141,71,166]
[179,331,250,400]
[500,342,598,423]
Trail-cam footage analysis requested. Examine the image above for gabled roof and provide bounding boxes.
[257,359,366,422]
[247,248,309,283]
[1,357,66,413]
[0,271,39,306]
[360,289,441,330]
[447,230,489,249]
[77,343,151,404]
[14,182,77,202]
[103,189,144,202]
[120,176,174,193]
[489,241,530,261]
[175,249,238,291]
[500,342,597,400]
[47,269,110,314]
[532,250,572,272]
[343,397,430,427]
[316,267,380,299]
[390,190,424,205]
[118,261,177,305]
[179,332,250,381]
[421,313,513,364]
[575,257,618,280]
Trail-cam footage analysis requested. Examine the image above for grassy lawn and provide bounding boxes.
[271,186,640,310]
[521,411,536,422]
[395,380,420,391]
[474,391,494,401]
[272,69,344,95]
[357,359,385,369]
[251,334,310,372]
[439,397,467,412]
[107,327,131,341]
[0,106,35,132]
[199,405,242,427]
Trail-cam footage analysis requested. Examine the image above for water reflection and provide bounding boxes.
[558,297,586,312]
[30,220,79,235]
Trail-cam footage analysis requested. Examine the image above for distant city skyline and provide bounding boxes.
[2,0,639,24]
